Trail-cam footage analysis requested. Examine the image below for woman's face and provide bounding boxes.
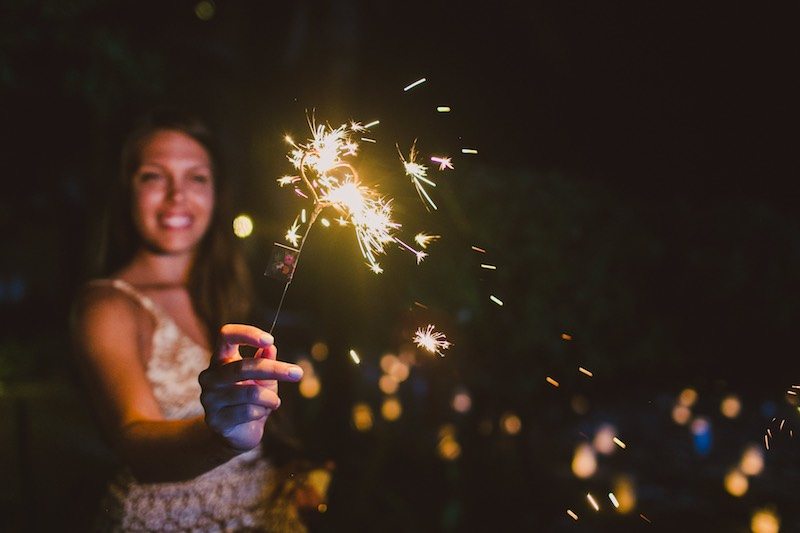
[131,129,215,257]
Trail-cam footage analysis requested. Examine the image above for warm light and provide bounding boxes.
[561,333,573,340]
[194,0,215,21]
[721,395,742,418]
[378,375,399,395]
[593,424,617,455]
[320,218,331,227]
[751,508,780,533]
[679,388,698,407]
[299,375,321,399]
[437,437,461,461]
[578,366,593,377]
[608,492,620,509]
[380,354,398,373]
[352,403,373,431]
[546,376,559,388]
[613,437,627,449]
[388,360,410,382]
[571,443,597,479]
[452,387,472,413]
[500,412,522,435]
[232,214,253,238]
[672,404,691,425]
[317,504,328,513]
[381,397,402,421]
[567,509,578,521]
[349,349,361,365]
[612,475,636,513]
[724,468,748,497]
[586,493,600,512]
[310,341,329,361]
[739,445,764,476]
[436,106,451,112]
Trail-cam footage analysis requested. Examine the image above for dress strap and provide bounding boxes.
[86,278,160,317]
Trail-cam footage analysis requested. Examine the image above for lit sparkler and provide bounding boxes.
[414,232,440,249]
[430,156,453,170]
[413,324,452,356]
[399,141,438,210]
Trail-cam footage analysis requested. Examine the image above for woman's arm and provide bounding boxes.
[72,289,303,483]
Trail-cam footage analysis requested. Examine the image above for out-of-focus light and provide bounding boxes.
[194,0,215,21]
[721,394,742,418]
[310,341,329,361]
[232,214,253,238]
[571,443,597,479]
[317,504,328,513]
[380,354,398,373]
[452,388,472,413]
[299,375,321,398]
[724,468,748,497]
[398,347,416,366]
[388,360,410,382]
[751,508,780,533]
[672,404,691,425]
[352,403,373,431]
[571,395,589,415]
[691,417,713,456]
[379,375,399,395]
[612,475,636,513]
[438,437,461,461]
[593,424,617,455]
[740,445,765,476]
[381,397,402,421]
[561,332,572,340]
[500,412,522,435]
[679,388,698,407]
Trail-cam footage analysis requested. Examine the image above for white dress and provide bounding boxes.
[87,279,304,532]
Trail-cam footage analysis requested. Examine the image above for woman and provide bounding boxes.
[72,108,312,531]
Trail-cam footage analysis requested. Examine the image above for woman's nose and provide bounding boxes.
[166,179,185,202]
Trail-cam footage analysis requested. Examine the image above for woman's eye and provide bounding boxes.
[139,172,163,182]
[191,174,211,184]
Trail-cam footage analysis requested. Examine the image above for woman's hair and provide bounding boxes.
[102,107,252,339]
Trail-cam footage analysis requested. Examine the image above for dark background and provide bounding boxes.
[0,1,797,531]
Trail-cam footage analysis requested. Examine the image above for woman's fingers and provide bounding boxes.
[213,324,274,365]
[202,384,281,412]
[199,357,303,388]
[207,404,270,433]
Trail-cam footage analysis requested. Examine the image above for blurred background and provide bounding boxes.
[0,1,797,531]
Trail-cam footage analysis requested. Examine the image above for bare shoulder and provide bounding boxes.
[71,282,147,352]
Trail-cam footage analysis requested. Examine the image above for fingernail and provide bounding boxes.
[260,334,273,346]
[288,366,303,380]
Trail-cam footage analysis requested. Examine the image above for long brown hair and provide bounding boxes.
[102,107,252,339]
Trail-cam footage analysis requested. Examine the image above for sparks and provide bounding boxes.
[414,233,440,249]
[277,175,299,186]
[349,349,361,365]
[613,437,626,449]
[403,77,427,91]
[363,120,380,129]
[480,264,497,270]
[285,217,302,247]
[561,333,573,340]
[436,106,451,113]
[399,141,438,210]
[461,148,478,154]
[430,156,454,170]
[360,137,377,143]
[608,493,620,508]
[546,376,559,388]
[566,509,578,521]
[578,366,593,377]
[471,245,486,253]
[489,295,503,306]
[587,493,600,512]
[413,324,452,356]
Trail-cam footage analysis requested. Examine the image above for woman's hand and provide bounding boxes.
[199,324,303,452]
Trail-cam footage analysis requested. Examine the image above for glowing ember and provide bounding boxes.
[349,349,361,365]
[399,141,438,210]
[579,366,593,377]
[587,493,600,511]
[430,156,454,170]
[471,245,486,253]
[566,509,578,521]
[413,324,452,356]
[489,295,503,306]
[613,436,627,449]
[414,232,440,249]
[403,77,427,91]
[546,376,559,388]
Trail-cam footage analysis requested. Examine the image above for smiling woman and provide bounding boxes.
[69,109,320,531]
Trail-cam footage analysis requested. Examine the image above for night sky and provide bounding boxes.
[0,1,798,531]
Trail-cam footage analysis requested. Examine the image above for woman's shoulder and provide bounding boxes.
[71,279,151,333]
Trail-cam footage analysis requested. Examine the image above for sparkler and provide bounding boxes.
[399,141,438,211]
[268,115,427,332]
[413,324,452,356]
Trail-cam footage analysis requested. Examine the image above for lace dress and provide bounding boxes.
[88,279,304,532]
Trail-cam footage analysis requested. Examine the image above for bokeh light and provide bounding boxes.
[739,445,764,476]
[679,387,698,407]
[500,412,522,435]
[352,403,373,431]
[381,396,402,421]
[310,341,329,361]
[750,508,780,533]
[721,394,742,418]
[194,0,215,21]
[571,443,597,479]
[593,424,617,455]
[232,214,253,238]
[672,404,692,425]
[724,468,748,497]
[612,475,636,513]
[299,375,321,399]
[378,374,399,395]
[451,387,472,414]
